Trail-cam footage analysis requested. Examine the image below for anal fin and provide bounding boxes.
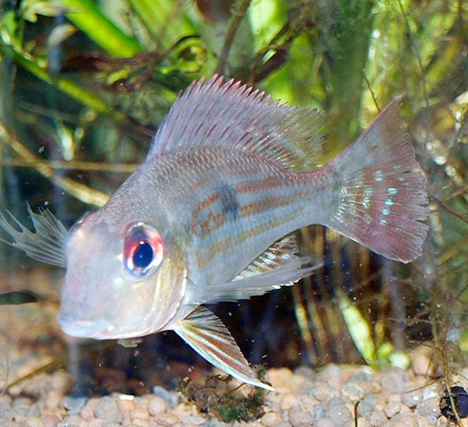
[174,306,274,391]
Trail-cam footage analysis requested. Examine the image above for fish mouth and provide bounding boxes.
[57,315,110,338]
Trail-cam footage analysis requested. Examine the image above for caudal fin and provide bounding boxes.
[323,97,429,263]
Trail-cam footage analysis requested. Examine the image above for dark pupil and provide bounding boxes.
[133,242,153,269]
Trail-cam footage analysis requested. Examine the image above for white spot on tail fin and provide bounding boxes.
[324,97,429,263]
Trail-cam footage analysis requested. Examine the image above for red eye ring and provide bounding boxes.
[124,222,164,278]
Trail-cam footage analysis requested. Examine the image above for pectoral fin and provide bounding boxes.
[174,306,273,391]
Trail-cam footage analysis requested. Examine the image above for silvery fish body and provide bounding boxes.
[0,76,428,389]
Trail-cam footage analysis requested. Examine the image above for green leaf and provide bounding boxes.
[337,290,376,366]
[56,0,141,57]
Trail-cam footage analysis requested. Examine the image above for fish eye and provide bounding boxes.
[124,222,164,278]
[133,242,153,269]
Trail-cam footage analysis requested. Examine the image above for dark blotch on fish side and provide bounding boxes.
[218,184,240,221]
[440,386,468,420]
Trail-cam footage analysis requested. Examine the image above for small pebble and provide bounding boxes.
[63,396,89,415]
[342,383,364,401]
[148,395,167,416]
[280,393,296,410]
[152,386,178,408]
[391,414,419,427]
[369,409,388,426]
[412,353,437,377]
[384,401,401,418]
[155,413,179,426]
[401,390,423,408]
[132,406,150,421]
[328,404,353,426]
[42,415,60,427]
[261,411,282,426]
[181,415,205,425]
[356,418,371,427]
[289,395,317,427]
[45,391,62,411]
[118,399,136,412]
[416,398,441,419]
[381,370,406,394]
[313,418,335,427]
[357,396,375,417]
[93,397,124,423]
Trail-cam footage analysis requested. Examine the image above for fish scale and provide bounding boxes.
[0,75,428,390]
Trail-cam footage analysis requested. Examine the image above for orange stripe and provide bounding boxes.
[195,211,297,269]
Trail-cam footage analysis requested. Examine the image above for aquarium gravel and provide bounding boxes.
[1,351,459,427]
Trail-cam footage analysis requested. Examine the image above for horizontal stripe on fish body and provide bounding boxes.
[192,192,309,240]
[194,210,298,273]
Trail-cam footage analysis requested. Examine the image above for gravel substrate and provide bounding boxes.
[1,349,462,427]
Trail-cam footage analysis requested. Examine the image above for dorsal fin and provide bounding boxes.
[147,75,325,171]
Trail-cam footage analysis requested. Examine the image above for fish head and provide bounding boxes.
[57,211,187,339]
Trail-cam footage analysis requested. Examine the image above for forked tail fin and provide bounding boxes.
[323,97,429,263]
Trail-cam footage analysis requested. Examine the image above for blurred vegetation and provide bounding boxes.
[0,0,467,395]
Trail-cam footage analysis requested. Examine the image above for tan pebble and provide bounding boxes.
[382,423,407,427]
[398,404,411,414]
[24,418,46,427]
[131,419,149,427]
[415,415,431,427]
[155,413,179,426]
[147,396,167,416]
[132,406,150,420]
[280,393,296,410]
[80,403,96,421]
[267,368,294,389]
[384,400,401,418]
[51,372,70,394]
[369,409,388,426]
[42,415,60,427]
[388,394,402,402]
[119,399,137,412]
[342,383,364,401]
[355,418,370,427]
[412,353,434,376]
[45,391,62,411]
[88,419,105,427]
[391,414,419,427]
[314,418,334,427]
[261,411,281,426]
[289,395,317,427]
[121,412,133,425]
[61,414,86,426]
[173,402,196,418]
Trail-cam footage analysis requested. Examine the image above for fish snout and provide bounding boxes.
[57,314,110,338]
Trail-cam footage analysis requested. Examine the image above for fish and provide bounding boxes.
[0,75,428,390]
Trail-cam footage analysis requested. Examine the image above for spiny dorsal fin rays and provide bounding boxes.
[0,204,67,268]
[147,75,326,171]
[174,306,274,391]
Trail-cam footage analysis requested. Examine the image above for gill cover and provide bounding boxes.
[58,212,187,339]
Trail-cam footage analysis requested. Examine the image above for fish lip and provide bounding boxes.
[57,314,109,338]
